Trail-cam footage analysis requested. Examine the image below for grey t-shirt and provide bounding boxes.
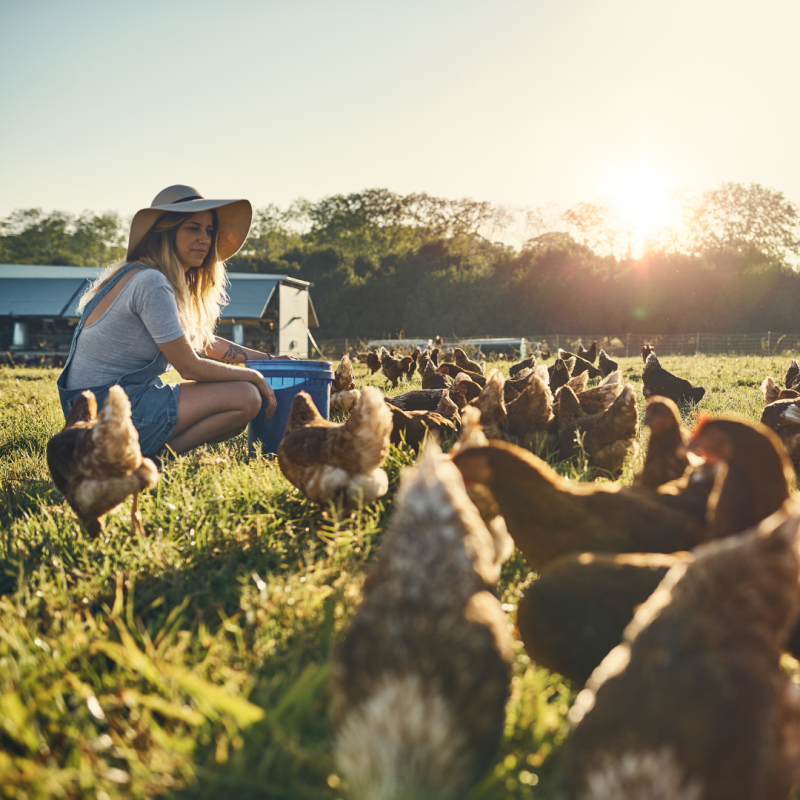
[65,268,186,390]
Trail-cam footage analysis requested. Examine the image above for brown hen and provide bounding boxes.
[548,356,575,391]
[381,352,413,388]
[557,384,639,476]
[761,398,800,473]
[453,442,709,571]
[46,387,159,537]
[277,387,392,513]
[633,396,690,488]
[558,348,602,378]
[576,340,598,364]
[598,348,619,378]
[330,353,360,414]
[332,444,513,800]
[564,509,800,800]
[388,406,457,452]
[454,347,485,375]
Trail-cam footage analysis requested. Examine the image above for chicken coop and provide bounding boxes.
[0,264,320,361]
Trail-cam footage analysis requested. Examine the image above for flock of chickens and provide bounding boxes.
[44,341,800,799]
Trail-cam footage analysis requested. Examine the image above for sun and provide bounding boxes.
[605,163,677,258]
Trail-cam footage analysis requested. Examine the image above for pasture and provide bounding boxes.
[0,353,786,799]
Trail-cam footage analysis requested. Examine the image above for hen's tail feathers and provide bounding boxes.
[66,391,98,427]
[566,372,589,394]
[610,384,639,435]
[286,391,325,432]
[599,370,622,387]
[535,364,551,387]
[452,406,489,454]
[90,386,142,474]
[340,387,393,474]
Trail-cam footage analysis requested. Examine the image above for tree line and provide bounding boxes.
[2,184,800,337]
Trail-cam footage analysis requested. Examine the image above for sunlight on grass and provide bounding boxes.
[0,354,788,798]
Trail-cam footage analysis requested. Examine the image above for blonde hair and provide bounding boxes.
[78,211,229,352]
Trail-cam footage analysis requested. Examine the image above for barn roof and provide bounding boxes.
[0,265,316,325]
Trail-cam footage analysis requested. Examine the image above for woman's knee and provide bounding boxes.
[240,383,263,420]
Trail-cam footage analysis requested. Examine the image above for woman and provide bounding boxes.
[57,184,287,456]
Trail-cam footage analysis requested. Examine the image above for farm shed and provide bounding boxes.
[0,264,319,360]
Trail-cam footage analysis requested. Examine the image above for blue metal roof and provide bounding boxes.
[0,265,316,323]
[0,277,91,316]
[221,278,278,319]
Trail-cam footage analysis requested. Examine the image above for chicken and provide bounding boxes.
[690,416,794,540]
[505,366,556,449]
[558,348,602,379]
[509,355,536,377]
[761,398,800,473]
[786,358,800,390]
[548,356,574,391]
[641,343,655,362]
[517,551,686,685]
[406,345,421,380]
[366,349,383,375]
[517,418,796,689]
[571,370,623,416]
[435,389,461,426]
[465,371,507,441]
[436,362,486,386]
[421,359,449,389]
[563,370,589,395]
[642,352,705,405]
[564,509,800,800]
[454,347,485,376]
[380,352,413,388]
[46,386,159,537]
[385,389,448,413]
[598,348,619,378]
[330,354,361,415]
[557,384,639,476]
[761,376,800,404]
[430,347,440,367]
[762,376,782,405]
[332,444,513,800]
[389,406,457,452]
[576,340,598,364]
[449,372,483,405]
[277,387,392,513]
[633,396,690,489]
[453,442,710,571]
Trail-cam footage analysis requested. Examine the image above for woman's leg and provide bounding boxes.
[165,381,262,454]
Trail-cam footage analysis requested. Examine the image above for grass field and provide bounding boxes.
[0,353,788,799]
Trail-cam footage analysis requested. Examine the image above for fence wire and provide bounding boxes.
[315,332,800,359]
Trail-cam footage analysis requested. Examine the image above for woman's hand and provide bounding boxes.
[250,371,277,418]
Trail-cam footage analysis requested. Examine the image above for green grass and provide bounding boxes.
[0,353,788,798]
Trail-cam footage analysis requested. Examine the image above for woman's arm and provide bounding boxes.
[157,335,277,416]
[201,336,296,363]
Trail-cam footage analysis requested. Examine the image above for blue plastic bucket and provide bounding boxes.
[246,359,334,456]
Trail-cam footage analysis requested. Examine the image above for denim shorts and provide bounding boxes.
[61,378,181,457]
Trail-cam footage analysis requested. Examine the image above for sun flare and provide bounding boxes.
[606,163,677,257]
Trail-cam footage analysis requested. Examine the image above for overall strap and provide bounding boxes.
[76,263,150,333]
[59,263,151,380]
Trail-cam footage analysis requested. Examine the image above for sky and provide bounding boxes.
[2,0,800,221]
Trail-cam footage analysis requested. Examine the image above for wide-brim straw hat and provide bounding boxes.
[127,184,253,261]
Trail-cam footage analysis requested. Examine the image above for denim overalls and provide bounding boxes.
[56,264,181,456]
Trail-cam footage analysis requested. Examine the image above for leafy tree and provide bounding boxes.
[686,182,800,262]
